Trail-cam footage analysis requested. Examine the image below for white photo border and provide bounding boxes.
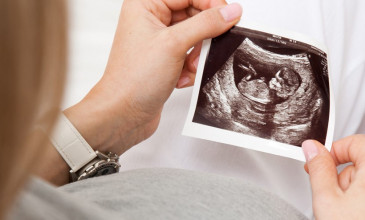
[183,21,335,162]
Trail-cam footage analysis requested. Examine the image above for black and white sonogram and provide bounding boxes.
[192,27,330,147]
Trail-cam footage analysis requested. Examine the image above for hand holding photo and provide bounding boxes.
[183,23,335,161]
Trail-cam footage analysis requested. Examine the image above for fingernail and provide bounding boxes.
[177,76,190,88]
[302,140,319,162]
[219,3,242,22]
[193,56,200,70]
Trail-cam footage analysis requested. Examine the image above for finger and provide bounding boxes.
[302,140,339,196]
[338,165,356,191]
[176,43,202,88]
[186,42,203,73]
[162,0,226,11]
[186,6,202,17]
[176,69,195,88]
[165,3,242,55]
[171,10,188,24]
[304,163,309,173]
[171,7,201,24]
[331,135,365,166]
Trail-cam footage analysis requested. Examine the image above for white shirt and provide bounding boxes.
[66,0,365,218]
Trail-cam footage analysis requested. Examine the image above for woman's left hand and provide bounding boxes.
[303,135,365,219]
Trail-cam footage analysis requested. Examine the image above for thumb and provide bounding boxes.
[302,140,339,196]
[167,3,242,55]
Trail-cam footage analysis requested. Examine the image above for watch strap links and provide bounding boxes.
[50,113,97,172]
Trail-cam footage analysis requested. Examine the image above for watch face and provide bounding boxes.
[89,163,119,178]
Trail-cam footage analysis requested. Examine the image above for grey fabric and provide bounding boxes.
[9,168,308,220]
[8,178,118,220]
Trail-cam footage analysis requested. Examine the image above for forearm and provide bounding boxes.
[35,141,70,186]
[62,81,153,155]
[36,91,142,186]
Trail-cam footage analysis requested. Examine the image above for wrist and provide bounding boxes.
[63,83,144,155]
[35,140,70,186]
[37,111,124,185]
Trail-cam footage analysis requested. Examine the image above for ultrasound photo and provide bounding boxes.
[191,26,330,147]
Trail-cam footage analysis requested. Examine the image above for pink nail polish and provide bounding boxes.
[177,77,190,88]
[302,140,318,162]
[219,3,243,22]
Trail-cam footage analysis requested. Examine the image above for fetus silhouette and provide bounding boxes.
[194,38,326,146]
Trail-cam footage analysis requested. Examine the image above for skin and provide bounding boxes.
[303,135,365,219]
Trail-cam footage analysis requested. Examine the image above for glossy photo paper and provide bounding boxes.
[183,22,335,161]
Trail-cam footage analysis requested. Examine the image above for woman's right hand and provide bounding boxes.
[65,0,242,155]
[302,135,365,219]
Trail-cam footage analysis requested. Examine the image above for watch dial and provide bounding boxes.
[90,164,118,178]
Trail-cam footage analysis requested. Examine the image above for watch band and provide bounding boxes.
[50,113,97,172]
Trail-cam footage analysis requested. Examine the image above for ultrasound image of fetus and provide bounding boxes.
[194,38,327,147]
